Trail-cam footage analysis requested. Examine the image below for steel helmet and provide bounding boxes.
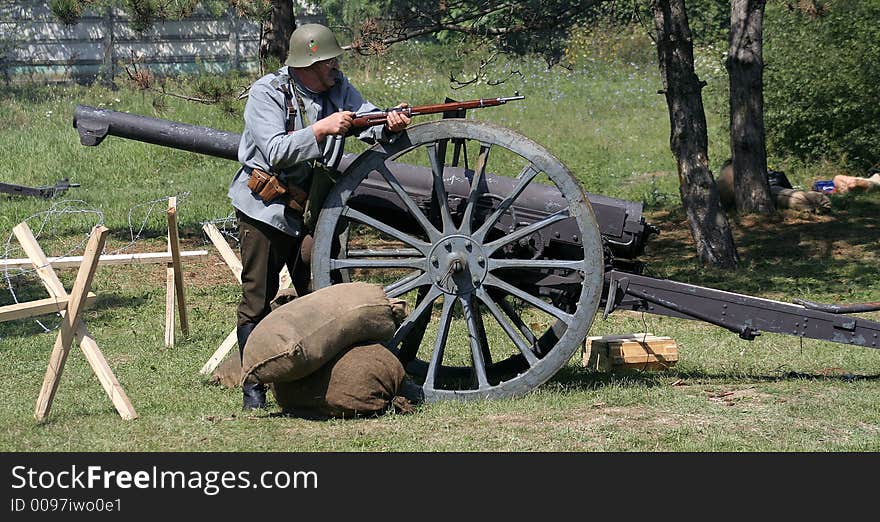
[285,23,344,68]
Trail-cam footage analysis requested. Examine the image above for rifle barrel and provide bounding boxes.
[351,94,525,128]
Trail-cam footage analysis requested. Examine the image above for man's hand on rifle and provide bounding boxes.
[384,103,411,133]
[312,111,355,142]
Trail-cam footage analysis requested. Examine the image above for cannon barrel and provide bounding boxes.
[74,105,241,161]
[73,104,654,260]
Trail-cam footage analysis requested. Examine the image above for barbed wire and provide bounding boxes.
[0,192,235,337]
[107,192,192,255]
[200,212,240,246]
[2,199,104,333]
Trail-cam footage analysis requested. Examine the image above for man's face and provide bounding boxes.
[310,57,340,92]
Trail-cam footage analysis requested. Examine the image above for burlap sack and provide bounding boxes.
[270,343,406,418]
[210,353,241,388]
[241,282,400,385]
[208,289,302,389]
[772,187,831,213]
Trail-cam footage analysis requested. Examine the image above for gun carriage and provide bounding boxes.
[73,104,880,402]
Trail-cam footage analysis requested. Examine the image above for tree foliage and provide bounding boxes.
[48,1,258,32]
[764,0,880,170]
[324,0,607,67]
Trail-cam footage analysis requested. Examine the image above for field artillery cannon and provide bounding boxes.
[73,105,880,402]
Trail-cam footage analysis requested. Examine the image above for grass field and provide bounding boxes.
[1,47,879,452]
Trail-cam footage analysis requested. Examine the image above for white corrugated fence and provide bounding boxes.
[0,1,322,84]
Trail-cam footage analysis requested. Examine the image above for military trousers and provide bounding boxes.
[235,210,308,328]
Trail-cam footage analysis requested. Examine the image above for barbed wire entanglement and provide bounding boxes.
[200,212,240,247]
[0,193,211,338]
[2,200,104,334]
[107,192,191,255]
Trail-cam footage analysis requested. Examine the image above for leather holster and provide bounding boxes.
[246,168,308,214]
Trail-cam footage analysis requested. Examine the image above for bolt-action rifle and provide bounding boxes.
[350,92,526,128]
[321,93,525,171]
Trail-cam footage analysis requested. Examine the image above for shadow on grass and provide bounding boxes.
[0,293,150,340]
[642,195,880,298]
[547,364,880,393]
[107,225,211,245]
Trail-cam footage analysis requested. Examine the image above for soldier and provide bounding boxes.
[229,23,411,410]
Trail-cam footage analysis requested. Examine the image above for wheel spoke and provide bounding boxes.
[473,165,539,242]
[459,142,491,234]
[424,295,457,390]
[387,286,443,355]
[483,273,574,324]
[493,290,541,347]
[451,139,467,169]
[376,162,442,242]
[488,258,587,271]
[426,143,456,234]
[476,287,538,366]
[342,207,431,253]
[461,293,490,389]
[396,286,435,364]
[330,257,427,270]
[484,210,569,256]
[348,248,422,257]
[384,271,430,298]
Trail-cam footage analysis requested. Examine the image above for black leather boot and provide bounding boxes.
[237,323,266,410]
[398,375,425,404]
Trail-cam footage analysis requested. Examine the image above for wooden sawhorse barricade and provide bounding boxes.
[6,223,138,421]
[1,202,208,420]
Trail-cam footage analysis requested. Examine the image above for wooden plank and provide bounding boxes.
[0,250,209,270]
[582,333,678,371]
[582,333,654,369]
[202,223,242,282]
[13,224,67,302]
[0,293,96,323]
[34,226,108,422]
[165,264,176,348]
[200,329,238,375]
[610,337,678,364]
[167,197,189,337]
[12,222,138,421]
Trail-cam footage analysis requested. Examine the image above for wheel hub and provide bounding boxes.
[428,235,487,295]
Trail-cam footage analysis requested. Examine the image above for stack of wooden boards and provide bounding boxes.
[582,333,679,372]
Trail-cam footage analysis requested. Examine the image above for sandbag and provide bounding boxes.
[270,343,407,418]
[241,282,400,385]
[211,353,241,388]
[208,289,302,389]
[772,187,831,213]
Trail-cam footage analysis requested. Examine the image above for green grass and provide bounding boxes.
[1,50,879,452]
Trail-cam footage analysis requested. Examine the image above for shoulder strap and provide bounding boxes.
[278,83,299,134]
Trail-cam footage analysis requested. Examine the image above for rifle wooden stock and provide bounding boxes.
[351,95,525,128]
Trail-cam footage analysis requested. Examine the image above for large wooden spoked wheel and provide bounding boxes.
[311,120,604,401]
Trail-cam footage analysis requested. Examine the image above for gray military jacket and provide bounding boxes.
[228,66,395,237]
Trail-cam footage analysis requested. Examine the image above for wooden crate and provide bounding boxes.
[582,333,678,371]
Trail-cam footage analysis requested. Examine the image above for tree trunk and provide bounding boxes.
[652,0,739,268]
[260,0,295,67]
[727,0,774,214]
